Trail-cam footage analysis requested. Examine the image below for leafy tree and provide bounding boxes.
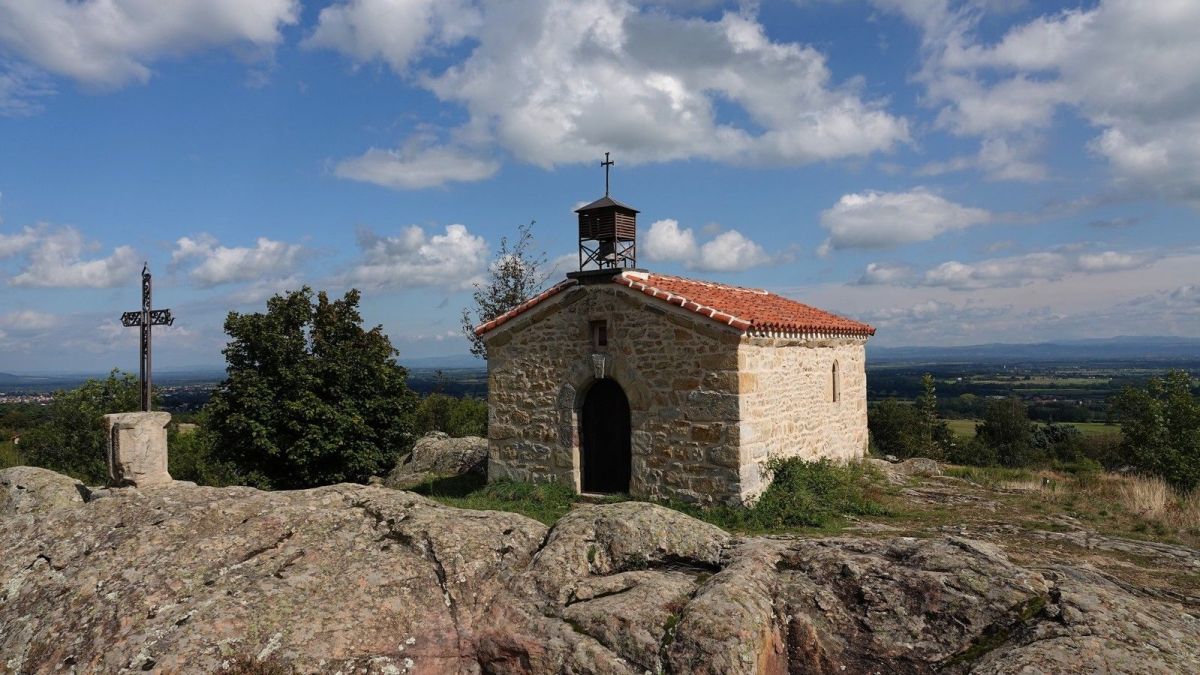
[205,288,418,489]
[1036,422,1084,463]
[167,414,240,487]
[413,394,488,438]
[868,399,923,458]
[915,373,954,457]
[945,436,997,467]
[1111,370,1200,490]
[19,370,141,483]
[976,398,1041,467]
[461,221,548,359]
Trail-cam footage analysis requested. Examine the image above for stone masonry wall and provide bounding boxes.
[484,282,745,504]
[735,337,869,500]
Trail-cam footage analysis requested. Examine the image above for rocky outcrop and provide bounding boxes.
[0,466,85,515]
[384,431,487,489]
[869,456,944,483]
[2,465,1197,674]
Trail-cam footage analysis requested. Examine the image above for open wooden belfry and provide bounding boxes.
[476,155,875,505]
[576,153,638,271]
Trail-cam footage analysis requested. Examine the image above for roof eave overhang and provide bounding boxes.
[474,279,577,338]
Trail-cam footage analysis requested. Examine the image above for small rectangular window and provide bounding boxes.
[590,320,608,350]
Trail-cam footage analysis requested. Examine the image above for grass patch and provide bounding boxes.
[413,473,585,525]
[945,419,1120,439]
[0,439,22,471]
[410,458,891,533]
[944,465,1036,487]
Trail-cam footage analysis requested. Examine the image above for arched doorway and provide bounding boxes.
[580,378,632,494]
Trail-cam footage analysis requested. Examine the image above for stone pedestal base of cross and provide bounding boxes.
[104,412,172,488]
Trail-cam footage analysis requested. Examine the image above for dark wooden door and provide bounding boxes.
[581,378,631,494]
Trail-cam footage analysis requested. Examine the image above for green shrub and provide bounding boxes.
[18,370,140,484]
[0,439,22,470]
[205,288,418,489]
[1037,423,1085,463]
[977,398,1043,468]
[672,458,890,532]
[413,393,487,438]
[869,399,924,458]
[745,458,889,529]
[1078,433,1125,469]
[1110,370,1200,491]
[945,436,997,467]
[167,421,245,487]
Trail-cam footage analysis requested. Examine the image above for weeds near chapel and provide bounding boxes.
[665,458,893,532]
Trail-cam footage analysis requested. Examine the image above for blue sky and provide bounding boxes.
[0,0,1197,372]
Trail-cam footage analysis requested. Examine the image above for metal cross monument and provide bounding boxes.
[120,264,174,411]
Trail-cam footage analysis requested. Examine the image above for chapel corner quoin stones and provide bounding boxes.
[476,162,875,505]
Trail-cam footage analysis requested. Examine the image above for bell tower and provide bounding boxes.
[576,152,638,272]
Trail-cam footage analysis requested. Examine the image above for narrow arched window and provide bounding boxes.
[831,361,840,403]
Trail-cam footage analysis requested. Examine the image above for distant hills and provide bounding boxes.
[399,354,483,370]
[0,372,68,387]
[3,337,1196,393]
[869,336,1200,363]
[0,368,227,392]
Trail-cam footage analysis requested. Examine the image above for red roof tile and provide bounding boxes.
[615,273,875,337]
[473,279,576,336]
[475,271,875,338]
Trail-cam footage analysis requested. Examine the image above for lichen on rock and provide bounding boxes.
[1,466,1197,674]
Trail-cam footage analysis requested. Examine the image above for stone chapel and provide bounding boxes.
[476,178,874,505]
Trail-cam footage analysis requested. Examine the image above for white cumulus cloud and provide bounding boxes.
[695,230,773,273]
[347,224,488,290]
[856,244,1163,291]
[643,219,698,263]
[7,225,139,288]
[643,219,777,273]
[172,234,308,287]
[0,0,300,90]
[334,143,499,190]
[857,262,916,285]
[920,249,1159,290]
[0,309,59,331]
[305,0,479,74]
[313,0,908,170]
[0,224,42,258]
[884,0,1200,202]
[818,189,991,254]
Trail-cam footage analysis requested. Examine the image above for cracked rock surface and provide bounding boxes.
[2,466,1198,674]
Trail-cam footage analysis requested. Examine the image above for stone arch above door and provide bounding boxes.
[562,353,651,412]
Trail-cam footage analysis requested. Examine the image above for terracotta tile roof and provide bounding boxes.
[472,278,577,336]
[614,273,875,337]
[475,271,875,338]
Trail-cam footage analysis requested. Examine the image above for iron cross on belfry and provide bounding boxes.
[602,152,614,196]
[120,264,174,411]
